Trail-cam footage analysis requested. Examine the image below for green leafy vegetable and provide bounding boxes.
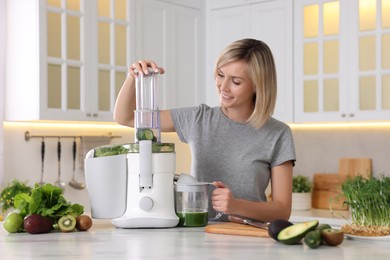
[94,145,129,157]
[342,175,390,227]
[14,183,83,221]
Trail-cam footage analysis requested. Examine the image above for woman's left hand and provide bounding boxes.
[211,181,235,214]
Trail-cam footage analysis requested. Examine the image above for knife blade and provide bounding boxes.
[243,219,269,230]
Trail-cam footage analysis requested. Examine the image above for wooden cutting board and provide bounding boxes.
[205,222,270,237]
[339,158,372,179]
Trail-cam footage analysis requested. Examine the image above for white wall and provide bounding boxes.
[0,0,6,185]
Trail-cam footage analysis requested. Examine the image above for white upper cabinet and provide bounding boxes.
[294,0,390,122]
[135,0,204,109]
[206,0,293,122]
[5,0,131,122]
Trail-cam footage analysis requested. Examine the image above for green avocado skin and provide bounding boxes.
[277,220,319,245]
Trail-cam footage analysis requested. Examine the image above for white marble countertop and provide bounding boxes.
[1,213,390,260]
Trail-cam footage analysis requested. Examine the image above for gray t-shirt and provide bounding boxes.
[171,104,296,218]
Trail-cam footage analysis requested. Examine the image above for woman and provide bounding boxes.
[114,38,296,222]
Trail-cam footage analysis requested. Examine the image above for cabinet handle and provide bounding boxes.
[341,113,346,118]
[349,113,355,118]
[92,113,98,117]
[86,113,91,117]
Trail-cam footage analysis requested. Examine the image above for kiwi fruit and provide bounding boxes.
[76,215,93,231]
[58,215,76,232]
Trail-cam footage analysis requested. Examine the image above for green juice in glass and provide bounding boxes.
[177,211,208,227]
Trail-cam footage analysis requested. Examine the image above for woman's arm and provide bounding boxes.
[212,160,293,222]
[113,60,175,132]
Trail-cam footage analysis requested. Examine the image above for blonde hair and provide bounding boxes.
[214,38,277,129]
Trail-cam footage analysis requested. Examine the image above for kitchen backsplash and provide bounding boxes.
[1,121,390,214]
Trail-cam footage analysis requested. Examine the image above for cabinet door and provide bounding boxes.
[206,1,293,122]
[93,0,131,121]
[168,4,203,108]
[348,0,390,120]
[294,0,390,122]
[135,0,203,109]
[206,6,251,106]
[294,0,348,123]
[250,0,293,122]
[44,0,88,121]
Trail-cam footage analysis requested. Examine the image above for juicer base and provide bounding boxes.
[112,216,179,228]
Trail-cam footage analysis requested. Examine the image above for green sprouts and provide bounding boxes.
[342,175,390,227]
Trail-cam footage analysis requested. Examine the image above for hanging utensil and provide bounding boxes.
[55,138,66,191]
[69,138,85,189]
[38,138,45,186]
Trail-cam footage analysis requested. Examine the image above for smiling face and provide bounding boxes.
[216,60,255,120]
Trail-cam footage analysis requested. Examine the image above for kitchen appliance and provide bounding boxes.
[85,70,179,228]
[175,175,210,227]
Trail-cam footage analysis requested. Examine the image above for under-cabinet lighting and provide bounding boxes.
[289,122,390,130]
[3,121,127,130]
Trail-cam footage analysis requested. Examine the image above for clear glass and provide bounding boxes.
[324,79,339,111]
[304,42,318,75]
[98,22,110,64]
[359,76,376,110]
[67,66,80,109]
[48,64,62,109]
[47,12,61,58]
[383,0,390,28]
[98,69,110,111]
[98,0,110,17]
[175,186,209,227]
[324,40,339,74]
[67,0,80,11]
[323,1,339,35]
[383,75,390,109]
[304,80,319,112]
[304,5,319,38]
[115,0,127,20]
[359,36,376,71]
[47,0,61,8]
[115,25,126,66]
[383,34,390,69]
[359,0,376,31]
[135,72,161,142]
[67,15,80,60]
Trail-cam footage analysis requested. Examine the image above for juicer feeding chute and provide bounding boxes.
[134,69,161,143]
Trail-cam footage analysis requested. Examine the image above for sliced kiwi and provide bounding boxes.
[58,215,76,232]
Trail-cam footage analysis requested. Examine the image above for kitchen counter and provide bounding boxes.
[1,216,390,260]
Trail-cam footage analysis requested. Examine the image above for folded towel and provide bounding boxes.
[78,136,112,171]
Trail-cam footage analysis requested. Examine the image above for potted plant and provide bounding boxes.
[292,175,312,211]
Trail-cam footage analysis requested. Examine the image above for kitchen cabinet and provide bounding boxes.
[294,0,390,122]
[205,0,293,122]
[134,0,204,109]
[5,0,132,122]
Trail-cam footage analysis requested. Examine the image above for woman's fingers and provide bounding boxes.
[128,60,165,78]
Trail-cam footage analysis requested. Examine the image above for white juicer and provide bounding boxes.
[84,70,179,228]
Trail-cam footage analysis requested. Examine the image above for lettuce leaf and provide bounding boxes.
[14,183,84,220]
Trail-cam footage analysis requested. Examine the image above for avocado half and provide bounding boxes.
[277,220,319,245]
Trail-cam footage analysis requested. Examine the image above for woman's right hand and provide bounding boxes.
[128,59,165,78]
